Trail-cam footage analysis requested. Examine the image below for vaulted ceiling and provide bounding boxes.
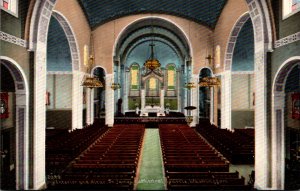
[78,0,228,29]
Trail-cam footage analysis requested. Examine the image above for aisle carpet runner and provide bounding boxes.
[136,129,166,190]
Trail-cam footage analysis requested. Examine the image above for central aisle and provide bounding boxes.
[136,129,166,190]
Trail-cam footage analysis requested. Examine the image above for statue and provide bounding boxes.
[117,98,123,116]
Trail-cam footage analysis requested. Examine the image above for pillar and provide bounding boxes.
[271,92,285,190]
[86,87,92,125]
[210,87,214,124]
[213,85,219,126]
[90,88,94,124]
[254,51,269,190]
[72,71,84,129]
[177,69,181,112]
[123,67,129,112]
[221,70,232,130]
[33,41,47,189]
[15,91,29,190]
[141,89,145,110]
[105,74,114,126]
[190,75,199,127]
[160,89,164,110]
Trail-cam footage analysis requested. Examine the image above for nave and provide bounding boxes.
[45,120,254,190]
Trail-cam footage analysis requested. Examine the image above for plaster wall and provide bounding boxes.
[213,0,248,74]
[46,74,72,109]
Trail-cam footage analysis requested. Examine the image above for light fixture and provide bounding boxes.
[199,77,221,87]
[185,82,196,89]
[81,35,103,89]
[185,116,194,125]
[111,82,121,90]
[81,55,103,89]
[144,19,161,71]
[184,106,196,125]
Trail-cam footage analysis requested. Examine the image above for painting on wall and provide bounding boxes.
[0,92,9,119]
[292,92,300,119]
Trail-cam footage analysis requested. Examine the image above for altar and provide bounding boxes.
[140,106,165,117]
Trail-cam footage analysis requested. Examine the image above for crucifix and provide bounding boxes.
[205,55,214,65]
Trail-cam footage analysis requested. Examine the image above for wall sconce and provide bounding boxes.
[111,83,121,90]
[185,82,196,89]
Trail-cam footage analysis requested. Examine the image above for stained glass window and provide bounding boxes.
[130,64,139,90]
[167,65,176,90]
[149,78,157,90]
[283,0,300,18]
[0,0,18,17]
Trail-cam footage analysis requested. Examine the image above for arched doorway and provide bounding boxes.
[92,67,106,120]
[272,57,300,190]
[0,57,29,190]
[199,68,213,122]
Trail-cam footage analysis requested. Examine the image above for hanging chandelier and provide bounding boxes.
[185,82,196,89]
[111,82,121,90]
[199,77,221,87]
[144,20,161,71]
[81,55,103,89]
[144,43,161,71]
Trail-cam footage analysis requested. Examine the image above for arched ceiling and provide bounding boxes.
[78,0,228,29]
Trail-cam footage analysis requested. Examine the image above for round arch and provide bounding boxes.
[0,56,29,190]
[221,13,252,132]
[222,1,273,189]
[113,16,192,59]
[224,12,251,71]
[52,11,80,71]
[272,56,300,190]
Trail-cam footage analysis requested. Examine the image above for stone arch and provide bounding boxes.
[51,11,80,71]
[0,56,29,190]
[224,12,251,71]
[114,16,192,60]
[241,0,273,189]
[272,56,300,190]
[28,0,57,189]
[50,10,83,131]
[221,13,252,132]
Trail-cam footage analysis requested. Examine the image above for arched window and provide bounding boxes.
[283,0,300,19]
[0,0,18,17]
[167,64,176,90]
[215,45,221,68]
[149,77,157,90]
[130,64,139,90]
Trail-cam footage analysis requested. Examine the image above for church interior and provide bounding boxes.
[0,0,300,190]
